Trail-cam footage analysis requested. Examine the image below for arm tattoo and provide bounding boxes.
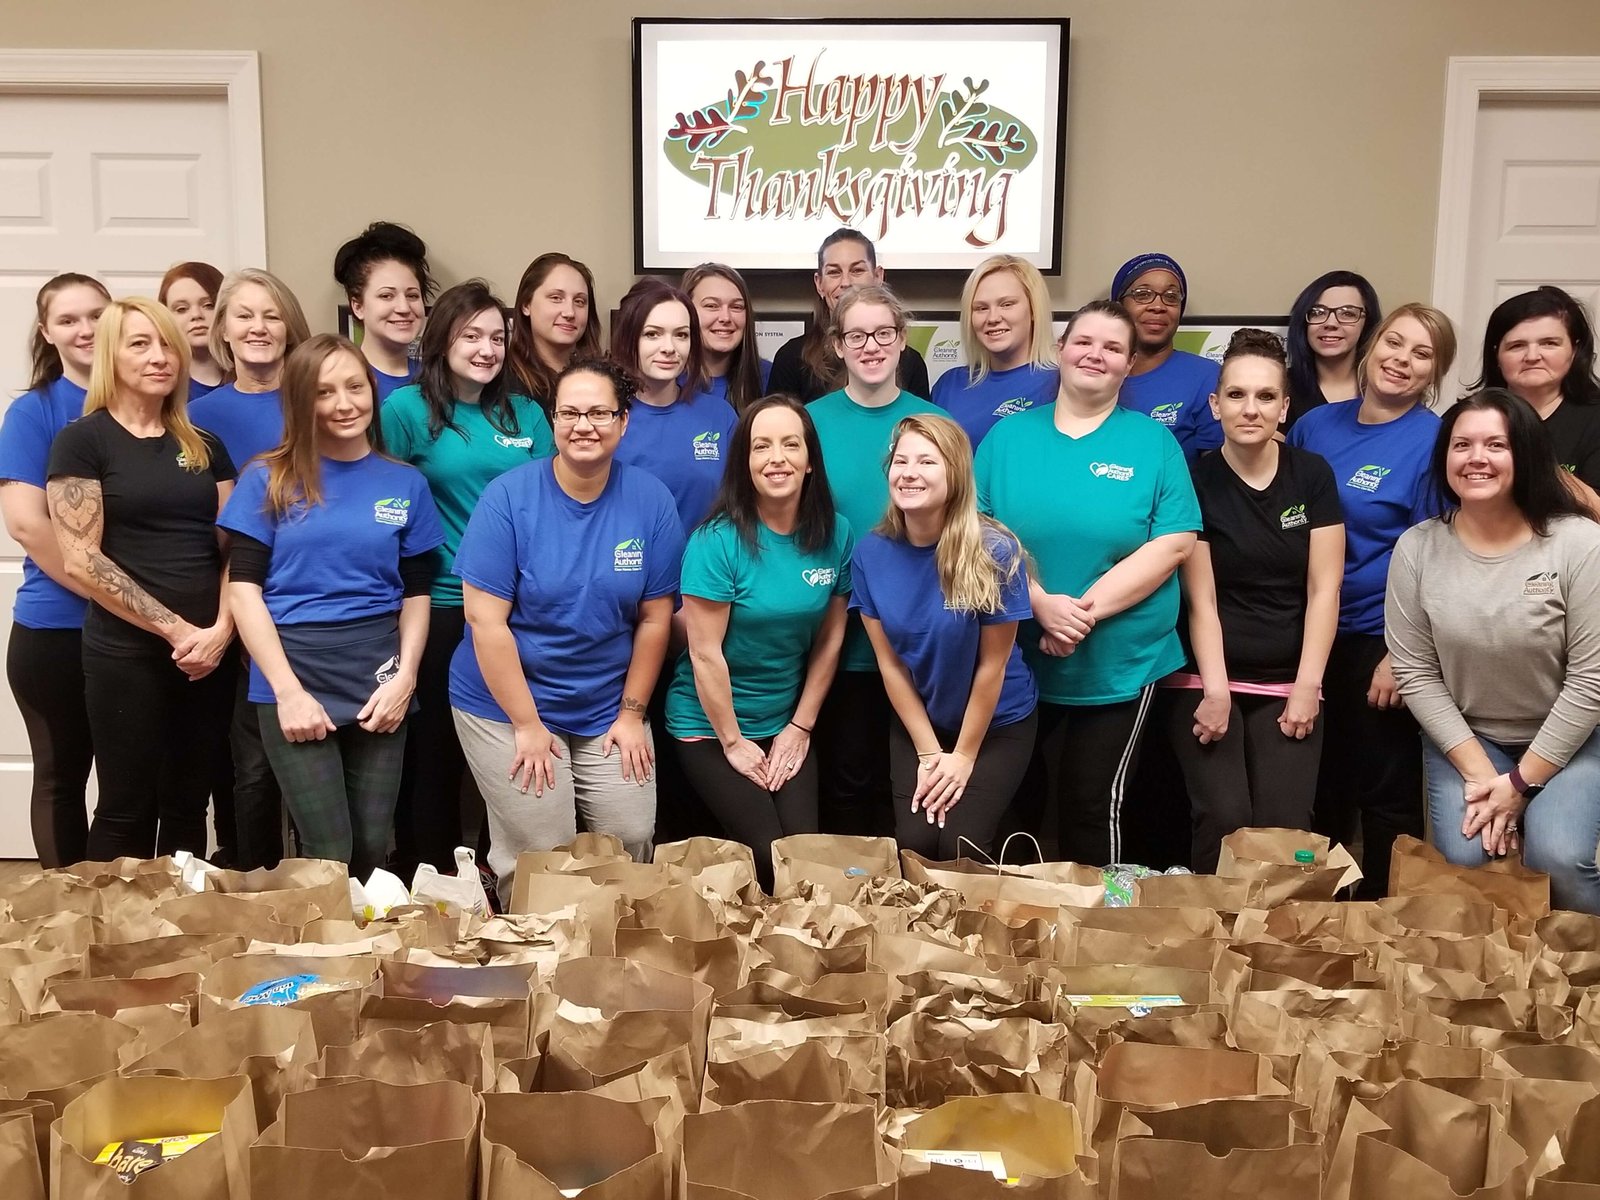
[621,695,647,715]
[47,476,178,627]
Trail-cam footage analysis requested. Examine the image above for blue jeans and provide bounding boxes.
[1422,729,1600,914]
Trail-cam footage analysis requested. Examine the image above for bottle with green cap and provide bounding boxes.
[1294,849,1316,866]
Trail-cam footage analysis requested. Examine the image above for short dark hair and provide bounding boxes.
[703,394,837,555]
[556,357,637,416]
[415,279,518,440]
[1431,388,1591,535]
[1286,270,1382,430]
[332,221,434,303]
[1472,286,1600,407]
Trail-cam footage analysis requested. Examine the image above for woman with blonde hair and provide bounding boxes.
[221,334,444,878]
[47,298,236,858]
[854,411,1037,858]
[0,272,109,865]
[932,255,1060,446]
[1288,301,1457,895]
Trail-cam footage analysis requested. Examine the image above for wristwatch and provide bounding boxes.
[1508,765,1544,800]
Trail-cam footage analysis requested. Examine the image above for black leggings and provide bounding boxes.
[82,648,232,860]
[814,670,893,837]
[890,711,1037,861]
[1315,631,1423,899]
[230,654,284,871]
[1025,689,1157,866]
[1162,688,1322,874]
[393,605,484,876]
[674,735,818,892]
[6,624,93,868]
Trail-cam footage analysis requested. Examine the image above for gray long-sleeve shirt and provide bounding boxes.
[1386,514,1600,768]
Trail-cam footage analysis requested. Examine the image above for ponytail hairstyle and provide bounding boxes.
[959,255,1057,385]
[210,268,311,375]
[508,252,602,410]
[84,298,208,471]
[414,280,519,441]
[1356,302,1457,407]
[876,412,1023,614]
[332,221,435,305]
[610,278,702,405]
[682,262,764,412]
[27,273,111,391]
[260,334,383,516]
[801,227,879,392]
[703,394,837,554]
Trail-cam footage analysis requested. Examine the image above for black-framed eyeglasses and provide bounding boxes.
[1305,304,1367,326]
[840,326,901,350]
[553,408,621,426]
[1121,286,1183,308]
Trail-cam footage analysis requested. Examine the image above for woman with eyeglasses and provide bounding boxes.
[808,284,941,835]
[450,359,685,906]
[1285,271,1382,431]
[1113,253,1222,460]
[1288,302,1457,896]
[932,255,1060,447]
[380,280,554,875]
[1472,287,1600,493]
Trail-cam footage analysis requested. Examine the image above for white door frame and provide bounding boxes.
[1432,55,1600,332]
[0,49,267,266]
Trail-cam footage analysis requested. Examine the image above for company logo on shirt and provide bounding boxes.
[992,397,1036,418]
[1563,463,1578,475]
[692,431,722,461]
[1347,464,1392,493]
[613,538,646,572]
[801,567,837,588]
[931,338,961,364]
[494,433,534,449]
[176,452,193,468]
[1149,402,1183,427]
[373,497,411,526]
[1524,571,1559,598]
[1280,504,1308,530]
[1089,461,1135,482]
[374,654,401,685]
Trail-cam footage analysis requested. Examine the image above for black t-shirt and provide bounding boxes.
[1542,399,1600,492]
[48,409,237,656]
[1181,444,1342,683]
[768,336,932,404]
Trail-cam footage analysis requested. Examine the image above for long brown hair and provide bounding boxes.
[682,262,763,412]
[84,299,208,472]
[259,334,383,515]
[611,278,702,406]
[27,273,111,391]
[508,252,601,409]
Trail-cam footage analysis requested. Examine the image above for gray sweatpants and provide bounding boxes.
[452,709,656,906]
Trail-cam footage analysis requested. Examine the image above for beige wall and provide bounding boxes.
[8,0,1600,327]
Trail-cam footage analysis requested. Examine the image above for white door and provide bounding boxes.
[0,89,243,857]
[1457,95,1600,393]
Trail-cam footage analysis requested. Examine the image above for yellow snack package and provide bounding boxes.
[94,1133,218,1182]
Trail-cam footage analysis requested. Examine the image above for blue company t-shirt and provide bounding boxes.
[850,530,1037,732]
[449,460,686,737]
[0,377,90,629]
[931,363,1060,448]
[219,454,445,702]
[188,377,221,402]
[977,405,1202,706]
[614,394,739,533]
[810,387,943,672]
[1289,399,1440,637]
[373,363,418,404]
[688,359,774,407]
[1119,350,1223,461]
[189,383,283,468]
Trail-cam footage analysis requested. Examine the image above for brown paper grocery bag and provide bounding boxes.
[1533,912,1600,986]
[1111,1097,1321,1200]
[773,835,901,901]
[681,1099,893,1200]
[0,1102,48,1200]
[85,933,245,980]
[0,912,99,957]
[701,1039,862,1110]
[155,892,299,943]
[1130,872,1265,910]
[124,1004,318,1130]
[898,1093,1094,1199]
[0,1012,140,1118]
[198,952,376,1048]
[360,958,541,1060]
[1531,1091,1600,1196]
[887,1011,1072,1108]
[1217,828,1362,904]
[0,872,105,923]
[311,1020,497,1092]
[615,926,747,999]
[202,858,351,924]
[654,837,761,903]
[548,956,713,1089]
[480,1091,672,1200]
[899,850,1102,915]
[250,1078,477,1200]
[1389,834,1551,918]
[51,1073,255,1200]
